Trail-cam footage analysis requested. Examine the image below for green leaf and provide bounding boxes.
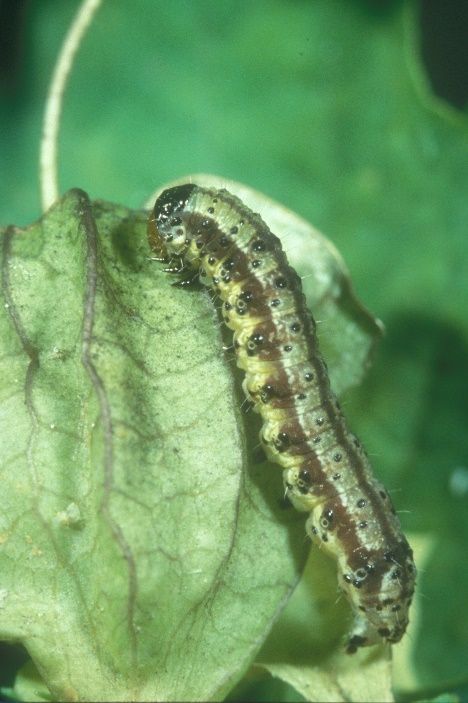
[258,656,393,703]
[6,660,52,703]
[0,189,378,701]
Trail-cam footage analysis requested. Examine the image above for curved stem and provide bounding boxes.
[40,0,103,211]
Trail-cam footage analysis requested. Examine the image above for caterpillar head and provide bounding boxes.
[148,184,196,258]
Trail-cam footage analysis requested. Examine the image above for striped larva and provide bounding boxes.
[148,184,416,653]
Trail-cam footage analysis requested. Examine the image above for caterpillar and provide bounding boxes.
[148,183,416,653]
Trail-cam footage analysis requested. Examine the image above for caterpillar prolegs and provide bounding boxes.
[148,184,416,653]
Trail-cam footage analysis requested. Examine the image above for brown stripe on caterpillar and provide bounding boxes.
[148,183,416,653]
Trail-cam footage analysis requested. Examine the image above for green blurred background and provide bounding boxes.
[1,1,467,700]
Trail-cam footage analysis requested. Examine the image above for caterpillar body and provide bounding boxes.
[148,183,416,653]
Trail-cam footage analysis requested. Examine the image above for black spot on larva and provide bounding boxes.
[230,226,238,234]
[271,298,281,307]
[333,452,342,462]
[333,472,341,480]
[250,333,264,346]
[224,301,232,310]
[384,551,394,562]
[313,436,321,444]
[222,275,231,283]
[283,344,293,352]
[321,508,334,529]
[239,290,253,303]
[219,236,229,247]
[252,239,266,252]
[260,384,274,403]
[200,269,206,277]
[316,417,324,426]
[201,219,211,228]
[311,525,318,535]
[195,240,203,248]
[376,605,383,612]
[380,490,387,500]
[207,206,215,214]
[251,259,261,268]
[391,569,402,580]
[170,216,182,226]
[343,574,353,584]
[299,469,311,484]
[391,604,402,612]
[357,498,366,508]
[297,393,306,400]
[378,627,390,637]
[212,276,219,284]
[274,432,290,451]
[165,233,174,243]
[350,634,367,647]
[290,322,301,333]
[358,521,368,529]
[223,258,235,270]
[305,372,314,381]
[275,276,288,289]
[208,256,216,265]
[299,484,309,495]
[321,533,328,542]
[383,598,394,606]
